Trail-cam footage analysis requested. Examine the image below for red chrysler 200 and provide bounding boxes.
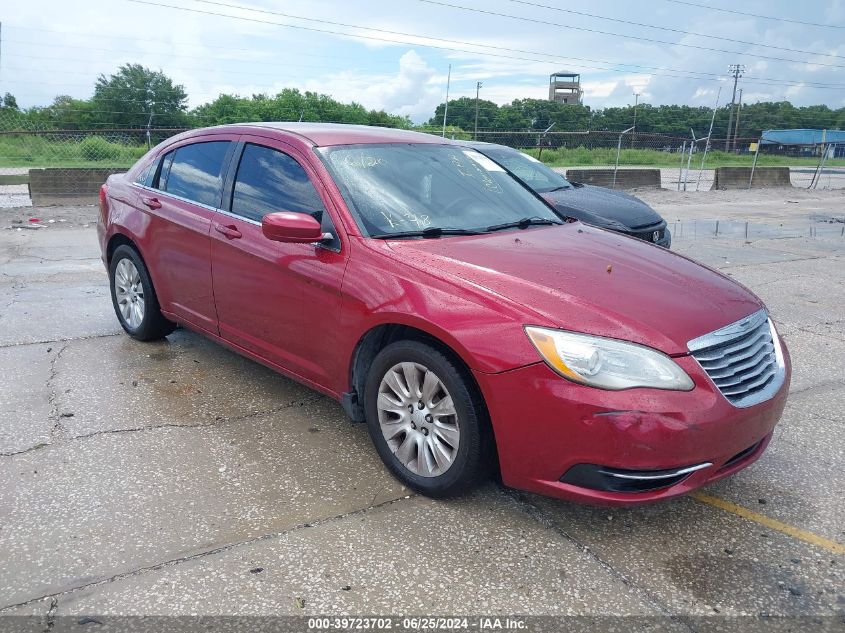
[97,123,790,505]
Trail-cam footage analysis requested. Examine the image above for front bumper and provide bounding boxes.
[474,346,790,506]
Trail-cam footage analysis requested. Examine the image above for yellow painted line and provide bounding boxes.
[690,492,845,555]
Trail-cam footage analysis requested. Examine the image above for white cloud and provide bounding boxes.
[301,50,443,120]
[3,0,844,122]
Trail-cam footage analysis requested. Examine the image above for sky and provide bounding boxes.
[2,0,845,122]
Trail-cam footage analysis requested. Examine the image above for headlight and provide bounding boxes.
[525,326,694,391]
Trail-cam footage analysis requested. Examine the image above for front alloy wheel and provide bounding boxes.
[377,362,460,477]
[365,340,494,497]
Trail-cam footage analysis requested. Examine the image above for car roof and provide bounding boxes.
[206,122,453,147]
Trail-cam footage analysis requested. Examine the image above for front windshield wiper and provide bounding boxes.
[545,185,571,192]
[370,227,485,239]
[485,217,562,233]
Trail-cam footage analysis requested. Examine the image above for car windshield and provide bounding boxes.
[318,144,560,237]
[477,146,572,193]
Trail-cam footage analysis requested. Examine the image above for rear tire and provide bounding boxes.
[364,340,493,498]
[109,244,175,341]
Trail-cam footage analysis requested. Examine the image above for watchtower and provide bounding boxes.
[548,71,583,105]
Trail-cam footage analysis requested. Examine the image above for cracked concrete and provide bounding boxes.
[1,197,844,620]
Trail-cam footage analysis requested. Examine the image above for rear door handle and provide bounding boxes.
[214,223,242,239]
[141,196,162,210]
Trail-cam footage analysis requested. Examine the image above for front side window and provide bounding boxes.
[481,148,571,193]
[318,144,560,236]
[164,141,231,207]
[231,144,326,223]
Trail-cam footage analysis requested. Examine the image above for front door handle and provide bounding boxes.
[214,223,242,240]
[141,196,162,210]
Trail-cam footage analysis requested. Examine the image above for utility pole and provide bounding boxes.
[632,92,641,148]
[441,64,451,138]
[725,64,745,151]
[474,81,483,140]
[731,88,743,152]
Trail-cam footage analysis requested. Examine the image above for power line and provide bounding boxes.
[413,0,845,69]
[124,0,845,84]
[7,37,845,88]
[6,12,844,92]
[1,53,382,78]
[488,0,845,60]
[663,0,845,29]
[0,34,401,68]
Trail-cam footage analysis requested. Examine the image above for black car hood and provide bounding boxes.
[542,183,663,230]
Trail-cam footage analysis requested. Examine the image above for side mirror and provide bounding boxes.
[262,212,324,243]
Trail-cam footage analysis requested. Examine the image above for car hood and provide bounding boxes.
[542,183,663,229]
[385,223,762,356]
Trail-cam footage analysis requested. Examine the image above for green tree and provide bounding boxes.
[92,64,188,128]
[429,97,499,133]
[191,88,411,128]
[2,93,19,110]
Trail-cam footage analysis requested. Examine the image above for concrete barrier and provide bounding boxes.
[713,167,792,190]
[564,168,661,189]
[28,168,126,206]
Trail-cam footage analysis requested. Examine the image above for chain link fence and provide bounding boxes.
[1,109,843,207]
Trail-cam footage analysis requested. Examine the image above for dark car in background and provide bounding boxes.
[463,141,671,247]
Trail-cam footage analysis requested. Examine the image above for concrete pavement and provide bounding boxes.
[0,191,843,624]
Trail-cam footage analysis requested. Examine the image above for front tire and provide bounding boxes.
[109,244,175,341]
[364,340,493,498]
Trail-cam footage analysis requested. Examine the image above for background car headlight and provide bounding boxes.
[525,326,694,391]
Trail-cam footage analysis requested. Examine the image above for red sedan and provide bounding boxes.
[97,123,790,505]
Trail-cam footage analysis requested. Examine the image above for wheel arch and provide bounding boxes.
[106,232,139,265]
[347,322,500,474]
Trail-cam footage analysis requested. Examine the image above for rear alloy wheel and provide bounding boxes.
[365,340,493,497]
[114,258,145,330]
[109,245,175,341]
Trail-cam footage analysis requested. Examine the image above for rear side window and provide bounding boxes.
[164,141,231,208]
[231,144,326,223]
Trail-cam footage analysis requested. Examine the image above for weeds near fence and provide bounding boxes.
[0,134,147,167]
[523,147,845,168]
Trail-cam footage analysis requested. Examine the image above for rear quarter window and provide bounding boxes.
[163,141,232,207]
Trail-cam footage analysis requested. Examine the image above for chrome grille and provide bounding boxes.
[688,309,785,408]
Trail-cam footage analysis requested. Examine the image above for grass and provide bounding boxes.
[524,147,845,168]
[0,136,841,170]
[0,136,147,168]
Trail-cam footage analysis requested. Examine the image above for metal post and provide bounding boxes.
[441,64,451,138]
[538,122,555,161]
[145,86,155,149]
[677,141,687,191]
[613,126,635,189]
[631,92,640,148]
[808,129,827,189]
[697,87,721,191]
[683,130,696,191]
[813,143,830,190]
[731,88,743,152]
[474,81,483,140]
[748,137,761,189]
